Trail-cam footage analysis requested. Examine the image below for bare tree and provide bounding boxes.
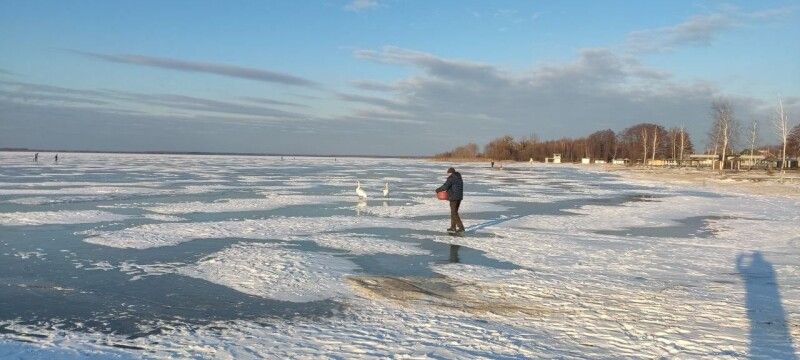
[641,127,648,165]
[669,128,678,160]
[774,98,790,177]
[679,127,686,164]
[789,123,800,159]
[651,126,658,162]
[711,100,739,171]
[748,119,758,170]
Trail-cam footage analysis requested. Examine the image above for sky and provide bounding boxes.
[1,0,798,156]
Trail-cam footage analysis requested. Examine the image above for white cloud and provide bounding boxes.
[344,0,379,12]
[625,6,796,53]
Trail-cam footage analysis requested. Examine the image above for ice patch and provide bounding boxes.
[143,195,340,215]
[176,242,358,302]
[85,261,115,271]
[502,195,745,234]
[357,196,508,218]
[14,251,46,260]
[0,210,130,226]
[4,195,114,205]
[303,233,429,255]
[0,186,167,196]
[81,216,435,249]
[118,261,184,281]
[142,214,186,222]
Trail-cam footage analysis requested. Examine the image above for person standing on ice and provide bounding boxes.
[34,153,38,162]
[436,167,465,234]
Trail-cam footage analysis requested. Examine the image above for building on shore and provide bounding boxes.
[594,159,607,164]
[739,155,767,167]
[687,154,719,168]
[545,153,562,164]
[774,158,799,169]
[611,158,629,165]
[581,158,591,164]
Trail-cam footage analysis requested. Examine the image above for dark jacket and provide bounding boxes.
[436,172,463,201]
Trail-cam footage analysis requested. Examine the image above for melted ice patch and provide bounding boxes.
[176,242,358,302]
[0,210,130,226]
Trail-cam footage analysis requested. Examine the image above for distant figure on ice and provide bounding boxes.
[436,167,465,234]
[54,154,58,163]
[490,161,495,168]
[34,152,38,162]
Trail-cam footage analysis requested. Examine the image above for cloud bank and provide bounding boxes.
[72,51,317,87]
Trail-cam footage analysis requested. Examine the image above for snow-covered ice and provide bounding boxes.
[0,152,798,359]
[176,242,359,302]
[0,210,130,226]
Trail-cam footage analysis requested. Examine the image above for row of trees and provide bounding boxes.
[437,124,695,163]
[707,99,799,171]
[436,99,799,167]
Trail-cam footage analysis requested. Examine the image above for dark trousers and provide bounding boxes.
[449,200,464,230]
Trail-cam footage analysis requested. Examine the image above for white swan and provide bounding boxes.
[382,182,389,197]
[356,181,368,199]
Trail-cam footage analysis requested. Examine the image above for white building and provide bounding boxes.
[581,158,591,164]
[740,154,766,167]
[688,154,719,167]
[546,153,562,164]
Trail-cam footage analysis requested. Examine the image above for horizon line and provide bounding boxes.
[0,147,427,159]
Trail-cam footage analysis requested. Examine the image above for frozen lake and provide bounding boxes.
[0,152,798,358]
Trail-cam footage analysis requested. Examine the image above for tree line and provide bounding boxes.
[436,99,800,165]
[707,99,799,171]
[435,124,695,163]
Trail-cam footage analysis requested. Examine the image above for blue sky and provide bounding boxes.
[1,0,798,155]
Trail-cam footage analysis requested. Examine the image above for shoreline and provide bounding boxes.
[469,160,800,200]
[598,165,800,200]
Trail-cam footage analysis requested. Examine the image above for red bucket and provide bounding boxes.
[436,191,449,200]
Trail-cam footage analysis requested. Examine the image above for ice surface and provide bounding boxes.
[1,153,798,359]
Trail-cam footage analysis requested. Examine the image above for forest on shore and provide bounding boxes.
[435,101,800,164]
[435,123,695,163]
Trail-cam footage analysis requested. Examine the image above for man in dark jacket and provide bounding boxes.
[436,167,465,233]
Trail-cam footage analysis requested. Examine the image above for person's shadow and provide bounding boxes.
[736,251,797,359]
